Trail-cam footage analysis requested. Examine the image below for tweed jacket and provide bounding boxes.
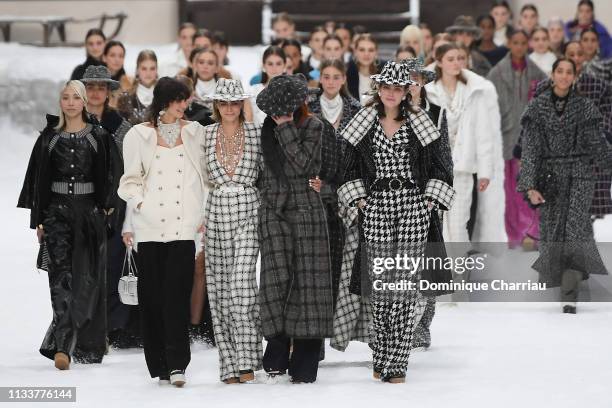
[118,122,211,242]
[258,115,335,338]
[517,89,612,194]
[518,89,612,285]
[535,74,612,141]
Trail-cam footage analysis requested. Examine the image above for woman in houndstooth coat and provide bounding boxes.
[256,74,334,383]
[339,61,455,382]
[202,79,263,384]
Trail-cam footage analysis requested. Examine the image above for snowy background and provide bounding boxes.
[1,43,612,408]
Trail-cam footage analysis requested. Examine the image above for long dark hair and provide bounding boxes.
[570,0,595,28]
[365,86,412,120]
[103,40,127,79]
[261,46,286,84]
[84,28,106,59]
[147,77,192,126]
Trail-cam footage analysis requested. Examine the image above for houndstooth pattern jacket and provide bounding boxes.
[338,104,456,297]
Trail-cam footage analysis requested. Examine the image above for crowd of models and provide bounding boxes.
[17,0,612,387]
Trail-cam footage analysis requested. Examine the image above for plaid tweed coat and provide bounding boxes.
[534,75,612,216]
[258,115,334,339]
[518,89,612,286]
[338,105,455,297]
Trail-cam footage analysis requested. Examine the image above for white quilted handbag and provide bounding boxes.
[118,249,138,305]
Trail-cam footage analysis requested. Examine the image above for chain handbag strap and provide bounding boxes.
[121,248,138,278]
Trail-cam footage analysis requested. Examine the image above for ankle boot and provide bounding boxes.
[54,352,70,370]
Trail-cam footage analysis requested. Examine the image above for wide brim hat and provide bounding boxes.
[370,60,414,86]
[256,73,308,116]
[445,15,482,36]
[208,78,253,101]
[80,65,120,90]
[400,58,437,84]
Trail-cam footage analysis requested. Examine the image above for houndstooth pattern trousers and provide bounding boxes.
[205,186,263,381]
[363,187,429,380]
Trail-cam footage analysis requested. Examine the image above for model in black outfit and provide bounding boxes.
[18,80,118,369]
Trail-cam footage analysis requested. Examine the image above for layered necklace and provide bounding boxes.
[216,124,244,178]
[158,118,181,148]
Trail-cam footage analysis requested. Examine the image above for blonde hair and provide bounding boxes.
[55,80,88,131]
[399,25,424,55]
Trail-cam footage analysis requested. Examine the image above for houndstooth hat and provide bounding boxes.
[400,58,437,84]
[256,73,308,116]
[80,65,120,90]
[370,61,413,86]
[208,78,253,101]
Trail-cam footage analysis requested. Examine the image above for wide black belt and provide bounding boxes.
[370,177,416,192]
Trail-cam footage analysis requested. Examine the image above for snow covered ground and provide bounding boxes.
[1,43,612,408]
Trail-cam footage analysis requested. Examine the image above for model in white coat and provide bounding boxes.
[456,46,507,245]
[425,43,495,244]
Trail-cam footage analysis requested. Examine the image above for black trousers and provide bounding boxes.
[40,195,107,364]
[467,173,478,241]
[136,240,195,378]
[263,334,323,382]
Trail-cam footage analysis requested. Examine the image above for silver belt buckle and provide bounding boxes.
[389,178,402,191]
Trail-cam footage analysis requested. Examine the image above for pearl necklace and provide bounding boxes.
[158,119,181,147]
[216,124,244,177]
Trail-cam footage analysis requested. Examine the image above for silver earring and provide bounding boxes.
[158,110,165,125]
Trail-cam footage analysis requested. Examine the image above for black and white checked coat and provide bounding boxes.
[518,89,612,286]
[308,91,372,349]
[257,115,334,339]
[308,93,361,305]
[338,105,455,297]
